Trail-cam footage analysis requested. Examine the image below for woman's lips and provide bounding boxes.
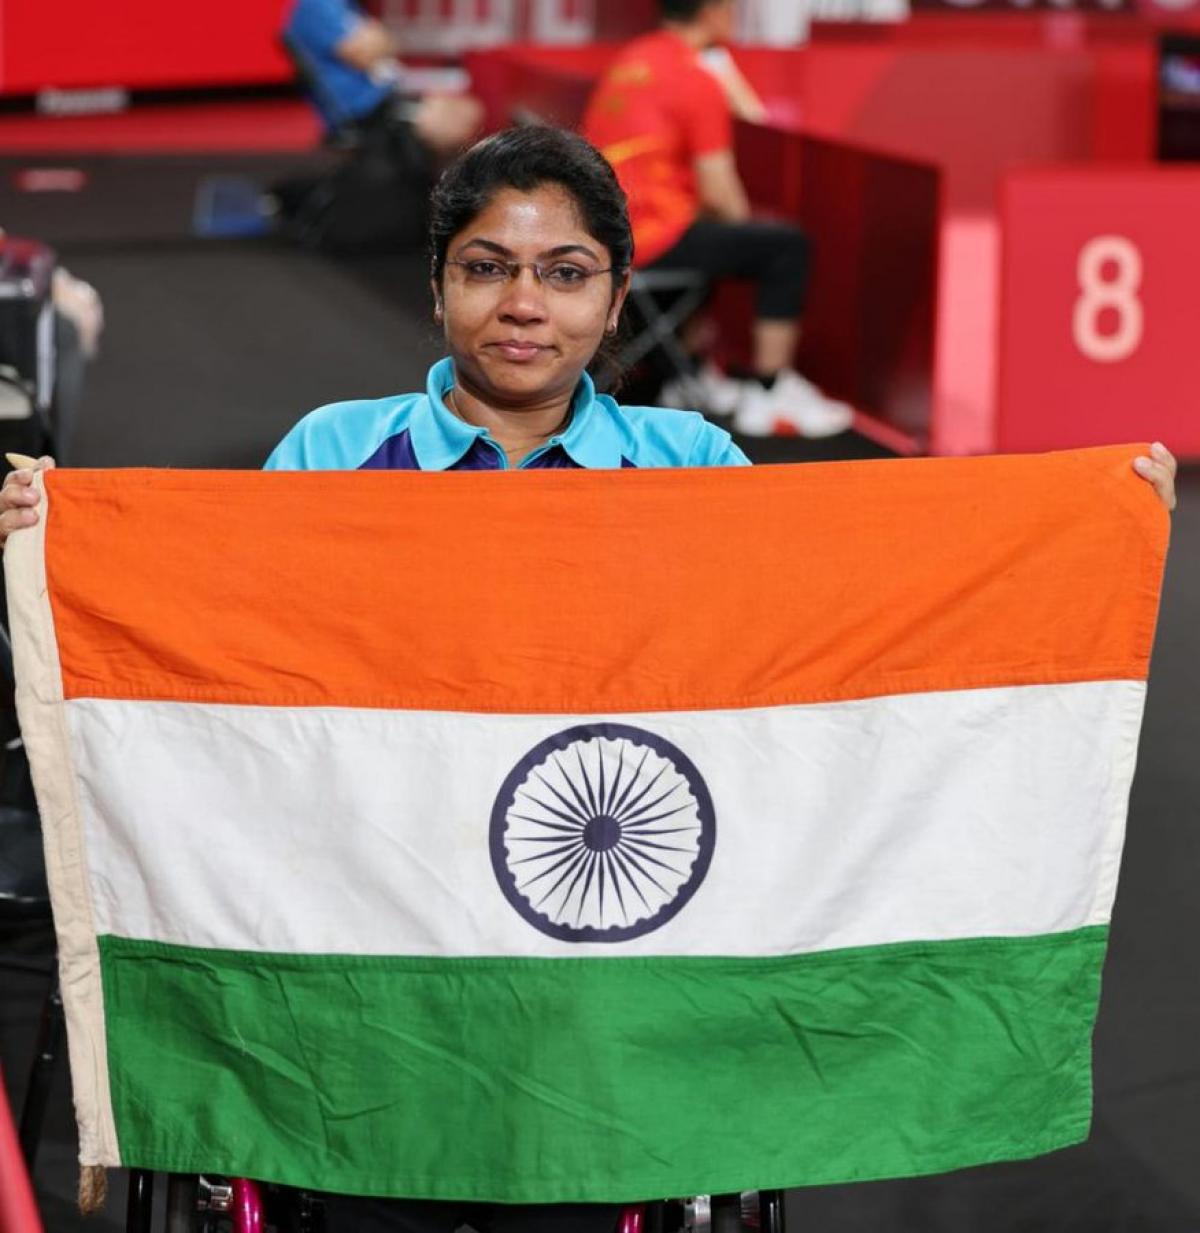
[488,340,550,362]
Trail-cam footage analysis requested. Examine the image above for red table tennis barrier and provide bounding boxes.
[727,125,940,452]
[0,0,291,96]
[0,1068,43,1233]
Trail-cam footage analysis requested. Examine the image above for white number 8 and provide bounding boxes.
[1073,236,1143,364]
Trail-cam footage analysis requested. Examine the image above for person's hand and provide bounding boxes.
[0,455,56,548]
[1132,442,1177,511]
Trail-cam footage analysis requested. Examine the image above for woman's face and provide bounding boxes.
[435,184,629,409]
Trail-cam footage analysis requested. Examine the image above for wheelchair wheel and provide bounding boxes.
[164,1175,203,1233]
[690,1191,786,1233]
[710,1193,743,1233]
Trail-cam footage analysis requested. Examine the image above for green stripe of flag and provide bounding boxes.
[100,928,1106,1201]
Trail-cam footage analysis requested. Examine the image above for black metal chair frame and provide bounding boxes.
[617,268,711,406]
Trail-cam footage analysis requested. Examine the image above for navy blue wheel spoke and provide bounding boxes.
[520,845,588,893]
[559,846,597,919]
[573,745,600,816]
[551,751,596,820]
[602,850,628,924]
[612,844,673,897]
[615,841,684,880]
[619,803,696,831]
[517,788,587,829]
[529,771,591,824]
[508,832,593,843]
[509,839,584,866]
[577,850,600,925]
[616,779,684,825]
[620,836,694,855]
[612,761,669,822]
[603,742,627,816]
[607,746,652,819]
[619,824,699,838]
[508,811,585,835]
[528,846,590,907]
[596,747,608,822]
[609,846,653,914]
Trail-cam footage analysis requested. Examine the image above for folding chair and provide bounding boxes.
[616,268,710,407]
[619,269,710,372]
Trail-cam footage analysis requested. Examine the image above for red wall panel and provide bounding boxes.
[801,45,1149,211]
[996,167,1200,456]
[801,20,1158,209]
[0,0,293,95]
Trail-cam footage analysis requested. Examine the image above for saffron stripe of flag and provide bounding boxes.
[42,452,1158,711]
[3,446,1168,1201]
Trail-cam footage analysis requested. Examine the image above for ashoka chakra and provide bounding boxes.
[490,723,716,942]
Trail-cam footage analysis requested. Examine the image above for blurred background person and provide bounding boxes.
[583,0,853,438]
[48,267,104,464]
[0,231,101,466]
[284,0,482,158]
[278,0,483,249]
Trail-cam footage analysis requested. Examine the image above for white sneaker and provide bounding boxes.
[659,363,743,417]
[732,369,854,438]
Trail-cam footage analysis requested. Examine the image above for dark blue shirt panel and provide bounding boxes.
[357,430,635,471]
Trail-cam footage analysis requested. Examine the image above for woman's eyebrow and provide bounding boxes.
[455,238,513,256]
[540,244,600,260]
[455,239,601,261]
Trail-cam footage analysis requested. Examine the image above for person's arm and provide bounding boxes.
[679,63,750,223]
[334,16,398,73]
[694,149,751,223]
[700,46,767,124]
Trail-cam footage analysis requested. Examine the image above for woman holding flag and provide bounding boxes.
[0,127,1179,1233]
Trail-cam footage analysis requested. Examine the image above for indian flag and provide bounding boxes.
[4,446,1167,1202]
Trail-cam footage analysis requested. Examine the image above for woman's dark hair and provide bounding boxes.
[428,125,634,288]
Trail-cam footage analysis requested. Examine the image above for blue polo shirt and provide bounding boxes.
[265,359,750,471]
[284,0,391,130]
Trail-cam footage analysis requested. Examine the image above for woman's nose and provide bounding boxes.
[497,269,549,322]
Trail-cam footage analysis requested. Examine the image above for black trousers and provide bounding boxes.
[321,1195,623,1233]
[647,218,811,320]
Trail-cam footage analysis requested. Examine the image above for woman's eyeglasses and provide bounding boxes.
[445,258,615,292]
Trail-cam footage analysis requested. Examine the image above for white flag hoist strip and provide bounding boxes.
[3,447,1168,1202]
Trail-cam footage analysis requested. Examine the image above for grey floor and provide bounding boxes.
[1,155,1197,1232]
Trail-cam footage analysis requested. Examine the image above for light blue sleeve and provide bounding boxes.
[263,421,310,471]
[264,401,389,471]
[689,419,752,468]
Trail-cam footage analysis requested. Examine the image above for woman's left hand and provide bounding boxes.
[1133,442,1177,511]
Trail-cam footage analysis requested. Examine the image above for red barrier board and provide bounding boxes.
[801,43,1155,210]
[996,167,1200,456]
[0,0,291,95]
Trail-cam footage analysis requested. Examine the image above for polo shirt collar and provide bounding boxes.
[409,358,624,470]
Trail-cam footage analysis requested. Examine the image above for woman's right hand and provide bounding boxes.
[0,456,56,549]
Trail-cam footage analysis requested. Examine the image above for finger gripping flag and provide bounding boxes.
[3,447,1168,1201]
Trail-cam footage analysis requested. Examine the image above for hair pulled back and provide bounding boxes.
[428,125,634,288]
